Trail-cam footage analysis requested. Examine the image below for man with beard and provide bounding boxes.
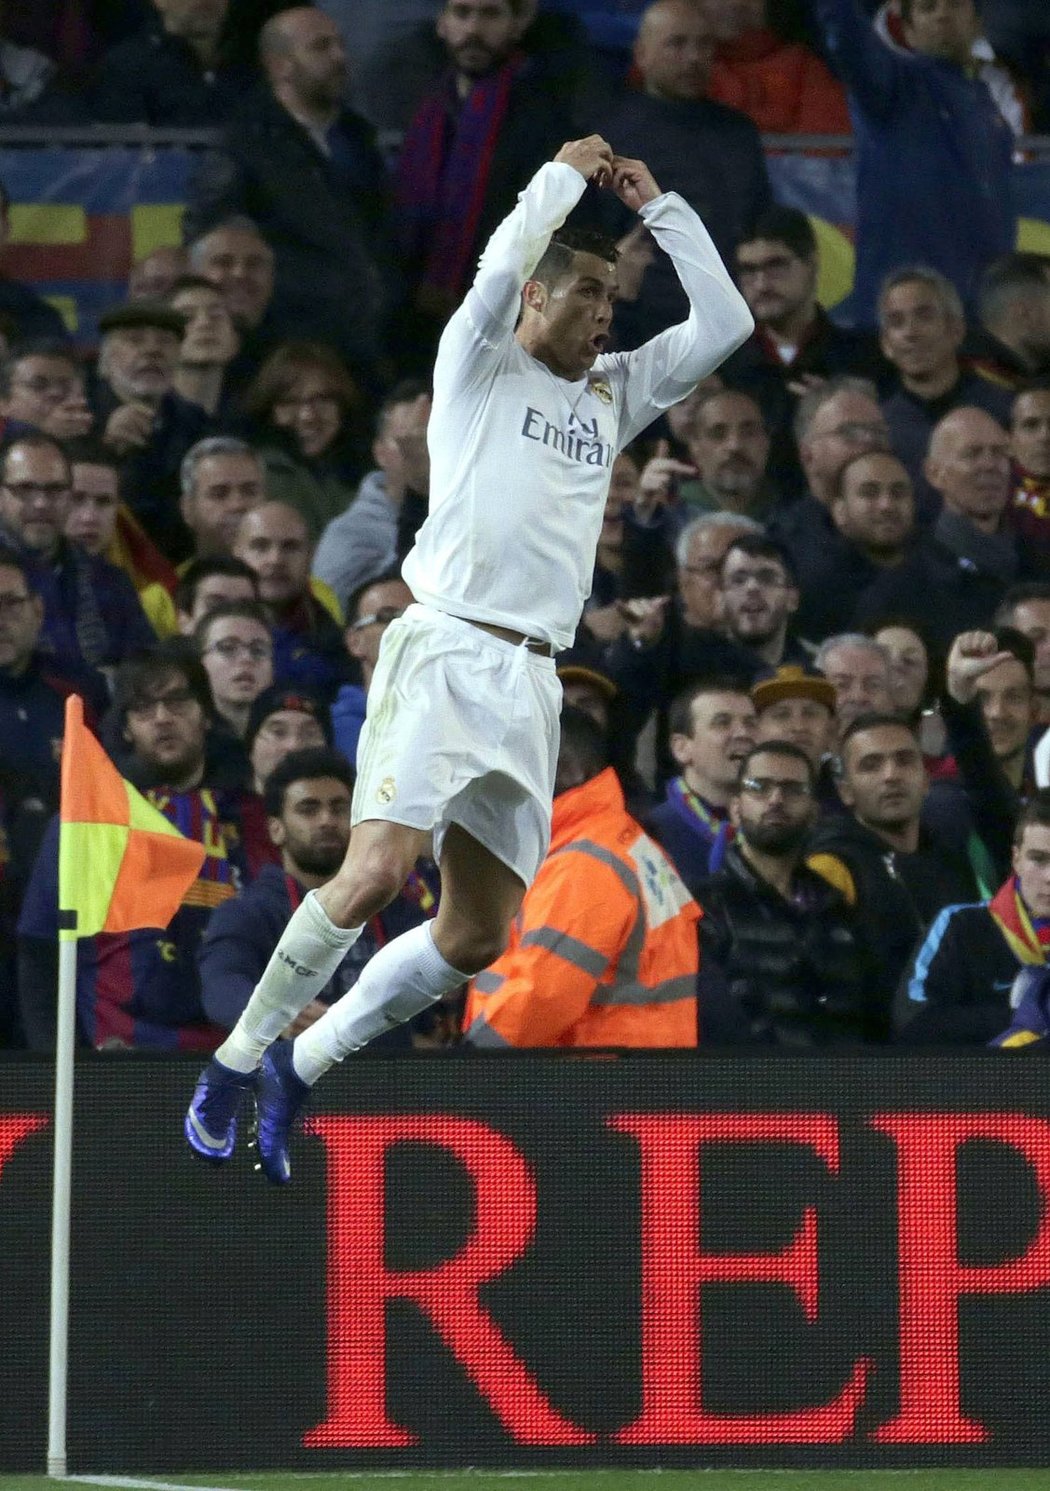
[392,0,571,358]
[807,713,979,991]
[198,747,436,1049]
[718,533,809,670]
[185,5,395,384]
[696,740,885,1046]
[678,388,778,520]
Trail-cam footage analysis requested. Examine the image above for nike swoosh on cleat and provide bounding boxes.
[186,1106,229,1150]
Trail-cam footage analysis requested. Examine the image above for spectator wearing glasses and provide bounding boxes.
[195,600,274,740]
[17,646,253,1052]
[0,433,155,679]
[719,533,809,670]
[0,341,93,444]
[723,209,886,500]
[771,377,892,576]
[332,570,413,765]
[243,340,370,542]
[696,739,885,1047]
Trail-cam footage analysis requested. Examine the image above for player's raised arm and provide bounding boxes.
[609,156,755,447]
[459,135,614,345]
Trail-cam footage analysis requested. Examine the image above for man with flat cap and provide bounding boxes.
[92,299,214,561]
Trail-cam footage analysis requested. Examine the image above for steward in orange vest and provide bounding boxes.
[464,708,700,1048]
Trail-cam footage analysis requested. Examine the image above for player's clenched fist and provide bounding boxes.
[554,136,614,186]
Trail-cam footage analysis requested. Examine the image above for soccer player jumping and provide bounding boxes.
[185,136,754,1181]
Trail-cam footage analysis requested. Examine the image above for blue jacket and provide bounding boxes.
[330,682,367,765]
[813,0,1015,324]
[198,861,441,1046]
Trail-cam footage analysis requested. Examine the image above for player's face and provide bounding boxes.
[539,252,618,379]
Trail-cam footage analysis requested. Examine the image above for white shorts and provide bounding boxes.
[351,603,562,887]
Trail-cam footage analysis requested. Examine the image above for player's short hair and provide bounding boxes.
[530,229,619,291]
[1015,788,1050,846]
[175,556,258,616]
[668,676,754,738]
[263,745,354,817]
[557,704,609,783]
[738,206,817,264]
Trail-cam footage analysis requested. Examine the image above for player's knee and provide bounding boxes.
[436,921,510,976]
[329,847,409,925]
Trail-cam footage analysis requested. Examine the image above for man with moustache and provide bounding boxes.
[678,387,778,520]
[718,533,809,670]
[696,739,885,1046]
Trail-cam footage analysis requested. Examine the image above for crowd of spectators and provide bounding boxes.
[1,0,1050,1055]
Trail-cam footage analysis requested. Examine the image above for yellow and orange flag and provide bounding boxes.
[58,695,206,941]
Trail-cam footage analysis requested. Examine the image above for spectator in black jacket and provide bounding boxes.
[199,746,437,1046]
[91,0,256,125]
[185,5,397,384]
[697,739,885,1046]
[808,713,980,993]
[897,789,1050,1045]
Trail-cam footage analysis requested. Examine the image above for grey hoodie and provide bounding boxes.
[312,469,397,613]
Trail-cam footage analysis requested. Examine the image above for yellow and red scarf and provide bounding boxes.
[989,876,1050,966]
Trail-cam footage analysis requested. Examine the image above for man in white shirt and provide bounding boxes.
[185,133,753,1181]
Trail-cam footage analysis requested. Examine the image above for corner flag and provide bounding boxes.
[58,694,206,939]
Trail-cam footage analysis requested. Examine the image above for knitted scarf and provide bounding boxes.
[989,875,1050,965]
[395,55,524,299]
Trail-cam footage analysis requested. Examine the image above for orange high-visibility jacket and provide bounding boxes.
[464,768,700,1048]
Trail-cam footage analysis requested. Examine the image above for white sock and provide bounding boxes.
[215,890,363,1072]
[292,922,468,1084]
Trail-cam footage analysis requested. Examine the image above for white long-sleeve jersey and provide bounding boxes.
[401,161,754,651]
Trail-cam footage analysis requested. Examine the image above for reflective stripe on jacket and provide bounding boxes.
[464,768,700,1048]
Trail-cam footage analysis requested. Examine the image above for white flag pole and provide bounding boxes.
[47,932,78,1477]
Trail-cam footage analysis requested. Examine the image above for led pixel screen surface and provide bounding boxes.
[3,1054,1050,1471]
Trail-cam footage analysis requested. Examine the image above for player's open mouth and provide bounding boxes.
[590,334,608,353]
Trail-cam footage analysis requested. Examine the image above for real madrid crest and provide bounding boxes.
[376,776,396,805]
[589,376,613,405]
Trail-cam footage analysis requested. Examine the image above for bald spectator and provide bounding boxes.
[392,0,571,355]
[723,207,886,499]
[856,408,1025,647]
[179,438,266,564]
[771,376,891,576]
[970,253,1050,391]
[92,300,213,563]
[234,500,351,697]
[795,450,918,642]
[678,388,777,520]
[591,0,771,346]
[810,0,1015,325]
[878,267,1012,519]
[92,0,255,125]
[815,632,894,738]
[185,5,395,383]
[312,380,431,613]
